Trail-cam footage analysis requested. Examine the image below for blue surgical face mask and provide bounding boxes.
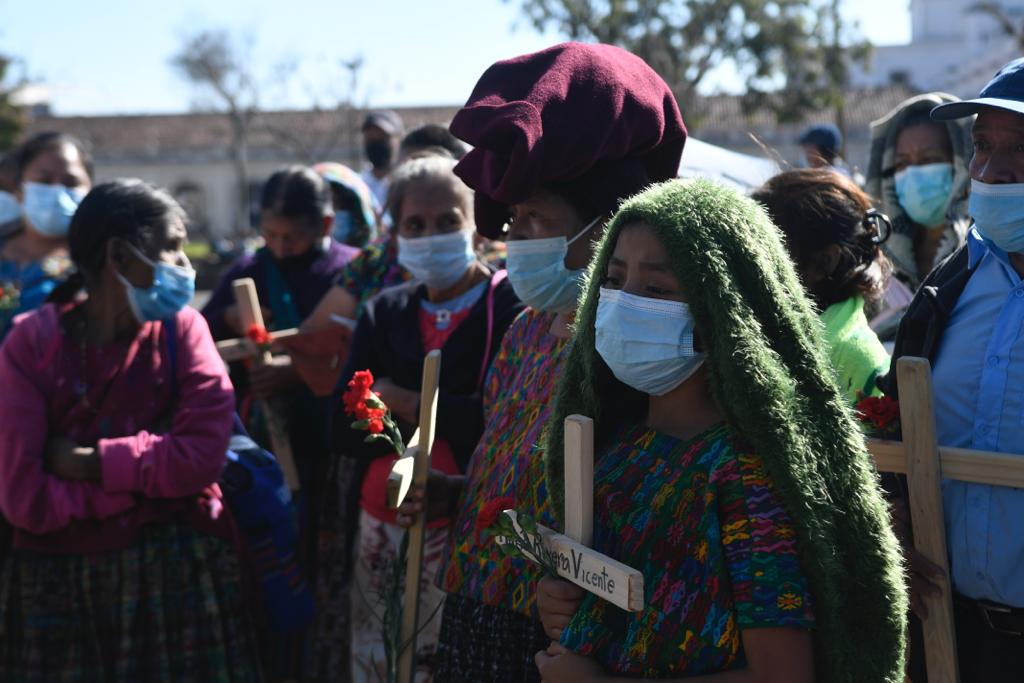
[22,181,87,238]
[397,230,476,290]
[968,179,1024,253]
[894,162,953,228]
[117,245,196,322]
[0,190,21,226]
[505,215,600,313]
[595,287,705,396]
[333,211,354,243]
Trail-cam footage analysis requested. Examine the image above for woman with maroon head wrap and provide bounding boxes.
[395,42,686,681]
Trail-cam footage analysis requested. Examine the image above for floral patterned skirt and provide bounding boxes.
[349,510,448,683]
[0,523,262,682]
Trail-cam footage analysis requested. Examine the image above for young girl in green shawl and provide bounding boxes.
[535,179,907,682]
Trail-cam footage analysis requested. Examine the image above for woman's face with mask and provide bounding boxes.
[261,212,329,260]
[395,179,472,240]
[395,178,476,291]
[893,122,955,227]
[19,143,92,239]
[21,143,91,195]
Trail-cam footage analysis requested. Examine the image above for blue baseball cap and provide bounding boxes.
[932,57,1024,120]
[797,123,842,154]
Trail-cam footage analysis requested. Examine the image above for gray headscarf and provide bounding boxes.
[865,92,974,290]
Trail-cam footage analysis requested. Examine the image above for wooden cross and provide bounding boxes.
[224,277,302,492]
[499,415,644,613]
[865,357,961,682]
[394,349,442,683]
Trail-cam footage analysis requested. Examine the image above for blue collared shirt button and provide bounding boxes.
[989,355,1000,366]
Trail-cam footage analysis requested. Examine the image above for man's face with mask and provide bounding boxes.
[363,124,397,172]
[970,108,1024,184]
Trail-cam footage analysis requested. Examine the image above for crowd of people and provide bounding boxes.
[0,40,1021,683]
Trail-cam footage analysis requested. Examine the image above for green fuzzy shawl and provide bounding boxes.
[544,179,907,682]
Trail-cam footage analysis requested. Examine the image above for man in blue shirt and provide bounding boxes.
[889,58,1024,682]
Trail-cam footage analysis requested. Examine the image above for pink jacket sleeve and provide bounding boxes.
[98,307,234,498]
[0,308,136,534]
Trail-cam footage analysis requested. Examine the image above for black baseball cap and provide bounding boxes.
[362,110,404,136]
[932,57,1024,120]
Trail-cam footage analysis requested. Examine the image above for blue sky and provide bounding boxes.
[2,0,912,116]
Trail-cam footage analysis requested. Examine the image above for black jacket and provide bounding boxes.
[330,271,523,470]
[878,244,975,398]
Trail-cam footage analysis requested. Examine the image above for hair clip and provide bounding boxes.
[864,209,893,245]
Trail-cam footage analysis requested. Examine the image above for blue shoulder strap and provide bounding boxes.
[165,314,246,435]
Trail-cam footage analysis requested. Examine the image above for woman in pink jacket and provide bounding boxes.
[0,179,261,680]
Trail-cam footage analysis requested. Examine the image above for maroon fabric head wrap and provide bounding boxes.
[451,42,687,237]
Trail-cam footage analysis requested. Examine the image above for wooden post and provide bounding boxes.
[396,349,441,683]
[564,415,594,545]
[896,357,959,683]
[232,278,301,492]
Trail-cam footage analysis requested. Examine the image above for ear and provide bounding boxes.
[320,214,333,238]
[107,238,128,274]
[804,244,842,284]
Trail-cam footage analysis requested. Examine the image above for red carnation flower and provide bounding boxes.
[855,394,900,431]
[475,496,515,535]
[246,324,273,347]
[343,370,378,420]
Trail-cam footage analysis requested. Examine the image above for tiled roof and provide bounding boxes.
[22,105,462,164]
[692,84,920,142]
[21,86,920,167]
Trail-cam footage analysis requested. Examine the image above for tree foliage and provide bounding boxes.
[0,55,25,153]
[171,30,258,234]
[970,2,1024,49]
[512,0,870,126]
[170,30,365,234]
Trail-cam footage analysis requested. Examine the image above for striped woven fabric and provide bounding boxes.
[560,422,814,677]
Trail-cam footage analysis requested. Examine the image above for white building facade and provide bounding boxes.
[851,0,1023,96]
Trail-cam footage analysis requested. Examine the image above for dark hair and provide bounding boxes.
[400,124,469,160]
[752,168,892,308]
[48,179,185,303]
[260,166,332,228]
[13,131,95,183]
[544,158,651,225]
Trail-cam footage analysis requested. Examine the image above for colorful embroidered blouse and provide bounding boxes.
[560,422,814,677]
[440,308,569,613]
[335,237,410,313]
[0,251,72,340]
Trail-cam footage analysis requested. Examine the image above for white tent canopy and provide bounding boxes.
[678,137,780,194]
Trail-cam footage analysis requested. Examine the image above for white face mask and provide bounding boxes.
[504,215,600,313]
[22,182,87,238]
[0,190,20,226]
[595,287,706,396]
[397,231,476,290]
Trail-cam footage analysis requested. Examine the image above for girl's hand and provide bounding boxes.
[535,643,608,683]
[395,470,465,528]
[44,436,101,482]
[537,576,586,640]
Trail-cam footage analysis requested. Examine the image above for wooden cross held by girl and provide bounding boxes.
[500,415,645,613]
